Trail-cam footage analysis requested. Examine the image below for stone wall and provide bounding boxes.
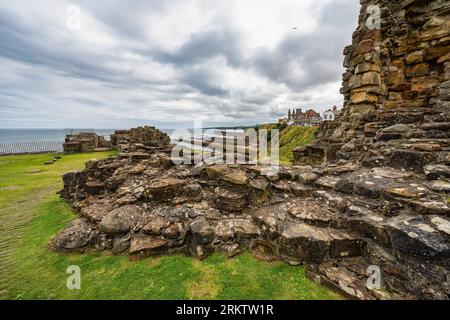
[295,0,450,167]
[63,132,111,153]
[110,126,171,153]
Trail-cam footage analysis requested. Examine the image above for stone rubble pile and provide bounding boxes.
[54,153,450,299]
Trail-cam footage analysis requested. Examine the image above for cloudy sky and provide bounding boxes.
[0,0,359,129]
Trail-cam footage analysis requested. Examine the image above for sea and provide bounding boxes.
[0,128,246,155]
[0,129,118,155]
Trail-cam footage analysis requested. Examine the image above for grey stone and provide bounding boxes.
[99,205,143,234]
[52,218,92,252]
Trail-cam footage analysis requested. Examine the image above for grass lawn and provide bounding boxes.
[254,124,317,165]
[0,152,341,300]
[0,151,115,215]
[278,126,317,165]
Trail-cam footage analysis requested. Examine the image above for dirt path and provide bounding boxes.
[0,186,58,300]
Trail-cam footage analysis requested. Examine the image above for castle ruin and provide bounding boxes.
[51,0,450,300]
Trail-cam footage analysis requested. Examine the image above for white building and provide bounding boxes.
[323,106,341,122]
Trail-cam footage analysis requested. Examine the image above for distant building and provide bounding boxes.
[323,106,342,122]
[278,117,288,125]
[288,108,322,126]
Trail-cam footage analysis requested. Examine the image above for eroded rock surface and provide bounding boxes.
[51,150,450,300]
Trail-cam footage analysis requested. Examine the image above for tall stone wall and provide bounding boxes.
[297,0,450,168]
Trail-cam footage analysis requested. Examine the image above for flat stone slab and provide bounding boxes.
[315,176,341,189]
[371,167,413,179]
[387,215,450,259]
[430,216,450,237]
[80,202,114,222]
[410,200,450,216]
[429,180,450,193]
[93,148,112,152]
[129,235,168,258]
[278,223,365,263]
[287,199,336,227]
[27,169,42,174]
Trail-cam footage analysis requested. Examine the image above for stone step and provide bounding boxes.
[306,262,376,300]
[316,168,450,217]
[310,185,450,250]
[278,222,366,264]
[286,199,339,228]
[386,215,450,260]
[340,206,392,248]
[389,150,438,173]
[407,138,450,147]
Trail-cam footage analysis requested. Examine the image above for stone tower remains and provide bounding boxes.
[295,0,450,169]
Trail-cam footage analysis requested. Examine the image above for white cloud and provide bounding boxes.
[0,0,359,128]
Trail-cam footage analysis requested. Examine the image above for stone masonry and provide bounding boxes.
[63,132,111,153]
[110,126,172,154]
[295,0,450,165]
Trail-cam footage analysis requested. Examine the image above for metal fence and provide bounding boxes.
[64,128,95,135]
[0,140,64,155]
[0,129,115,155]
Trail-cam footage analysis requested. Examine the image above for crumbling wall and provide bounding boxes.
[63,132,111,153]
[110,126,171,153]
[296,0,450,168]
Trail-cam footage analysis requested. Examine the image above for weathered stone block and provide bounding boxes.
[51,218,93,252]
[99,205,143,234]
[389,150,436,172]
[129,235,168,259]
[278,223,331,263]
[351,92,378,104]
[406,50,425,64]
[387,216,450,259]
[354,39,374,56]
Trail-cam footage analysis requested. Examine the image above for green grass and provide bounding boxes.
[278,126,317,165]
[0,151,115,216]
[1,152,341,300]
[254,124,317,165]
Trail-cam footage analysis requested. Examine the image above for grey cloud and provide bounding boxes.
[180,66,230,97]
[251,0,358,90]
[0,0,360,128]
[153,28,243,68]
